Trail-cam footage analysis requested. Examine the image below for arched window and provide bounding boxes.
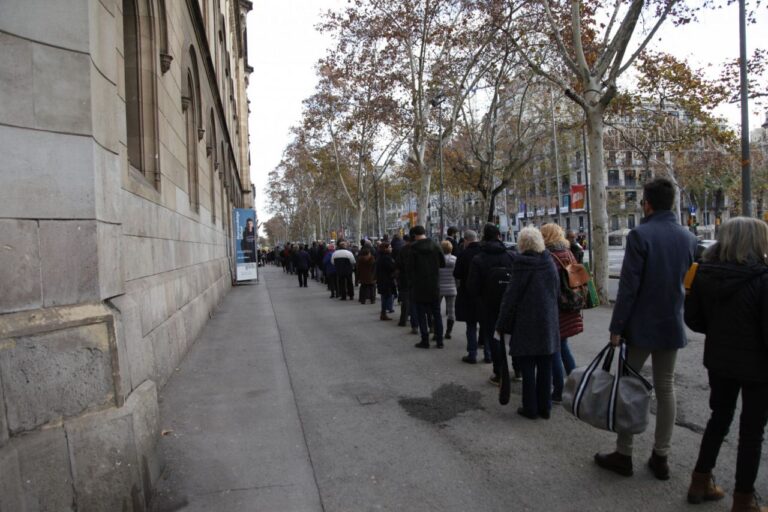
[123,0,160,187]
[183,73,199,212]
[220,141,227,226]
[208,109,216,223]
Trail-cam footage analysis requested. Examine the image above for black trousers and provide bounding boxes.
[337,274,354,300]
[297,269,308,287]
[695,371,768,493]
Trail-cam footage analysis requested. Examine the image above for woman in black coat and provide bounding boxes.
[376,243,396,321]
[684,217,768,511]
[496,227,560,420]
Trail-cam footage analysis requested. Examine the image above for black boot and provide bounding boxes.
[445,319,454,339]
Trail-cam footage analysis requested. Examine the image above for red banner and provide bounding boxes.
[571,184,586,211]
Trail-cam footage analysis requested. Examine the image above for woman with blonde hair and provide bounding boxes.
[540,223,584,404]
[685,217,768,512]
[496,227,560,419]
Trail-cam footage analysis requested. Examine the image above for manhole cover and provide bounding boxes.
[399,383,483,424]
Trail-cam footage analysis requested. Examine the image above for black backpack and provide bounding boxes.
[483,266,513,313]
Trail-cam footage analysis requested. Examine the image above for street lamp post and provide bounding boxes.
[431,92,446,240]
[739,0,752,216]
[550,89,563,225]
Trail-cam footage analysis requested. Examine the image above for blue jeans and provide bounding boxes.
[380,294,394,314]
[518,354,554,416]
[415,301,443,343]
[552,338,576,400]
[465,322,478,358]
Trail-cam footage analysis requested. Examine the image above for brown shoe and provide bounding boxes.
[648,451,670,480]
[732,492,768,512]
[380,313,392,321]
[687,471,725,504]
[594,451,633,477]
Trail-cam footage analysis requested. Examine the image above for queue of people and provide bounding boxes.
[265,178,768,512]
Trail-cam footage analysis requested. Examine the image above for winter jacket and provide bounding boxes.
[496,250,560,357]
[396,243,413,292]
[548,244,584,339]
[439,254,457,296]
[466,240,515,311]
[376,254,397,296]
[453,241,482,323]
[610,210,697,350]
[356,254,377,285]
[407,238,446,303]
[569,241,585,264]
[332,249,356,276]
[294,250,311,271]
[685,260,768,383]
[323,250,337,276]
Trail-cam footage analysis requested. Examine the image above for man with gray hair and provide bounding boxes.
[453,230,484,362]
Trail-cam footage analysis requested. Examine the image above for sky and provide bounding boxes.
[245,2,767,226]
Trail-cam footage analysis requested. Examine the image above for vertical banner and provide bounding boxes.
[571,184,587,211]
[233,208,258,281]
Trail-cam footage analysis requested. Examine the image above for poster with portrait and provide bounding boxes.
[233,208,258,281]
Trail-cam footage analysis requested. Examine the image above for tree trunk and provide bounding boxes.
[418,171,431,230]
[586,108,610,303]
[355,206,364,244]
[486,192,497,223]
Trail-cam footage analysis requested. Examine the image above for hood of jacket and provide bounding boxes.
[480,239,507,255]
[696,261,768,299]
[515,250,553,271]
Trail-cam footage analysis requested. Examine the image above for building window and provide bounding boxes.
[624,170,636,188]
[611,215,620,231]
[576,171,582,184]
[628,214,636,229]
[123,0,160,187]
[183,73,199,211]
[579,216,584,229]
[608,169,620,186]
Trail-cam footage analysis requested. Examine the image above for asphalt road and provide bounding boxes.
[152,265,767,512]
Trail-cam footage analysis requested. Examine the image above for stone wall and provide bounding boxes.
[0,0,252,509]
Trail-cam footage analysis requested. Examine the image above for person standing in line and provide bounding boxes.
[323,244,337,298]
[566,229,585,264]
[466,223,515,383]
[496,227,560,419]
[356,247,377,304]
[294,244,311,288]
[376,243,397,321]
[407,226,446,349]
[332,241,357,301]
[396,232,418,332]
[438,241,458,340]
[684,218,768,512]
[541,224,583,403]
[595,178,697,480]
[446,226,460,255]
[454,230,483,364]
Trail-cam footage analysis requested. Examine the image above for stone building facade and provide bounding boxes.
[0,0,252,510]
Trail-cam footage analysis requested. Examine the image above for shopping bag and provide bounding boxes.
[562,343,653,434]
[582,262,600,309]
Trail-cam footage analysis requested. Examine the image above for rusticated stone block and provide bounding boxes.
[0,219,41,314]
[65,409,144,512]
[16,427,75,511]
[0,323,114,433]
[127,381,161,507]
[40,220,99,307]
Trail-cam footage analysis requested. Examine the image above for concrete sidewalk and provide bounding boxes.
[150,278,322,511]
[151,265,767,512]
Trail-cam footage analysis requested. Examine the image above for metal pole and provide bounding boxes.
[439,107,445,239]
[739,0,752,216]
[582,125,594,266]
[550,89,563,224]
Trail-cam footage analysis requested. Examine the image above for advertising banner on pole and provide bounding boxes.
[233,208,258,281]
[571,184,587,211]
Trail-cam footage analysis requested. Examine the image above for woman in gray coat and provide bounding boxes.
[496,227,560,419]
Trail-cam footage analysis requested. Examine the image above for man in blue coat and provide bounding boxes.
[595,178,697,480]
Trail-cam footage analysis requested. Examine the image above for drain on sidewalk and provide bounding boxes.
[399,383,483,424]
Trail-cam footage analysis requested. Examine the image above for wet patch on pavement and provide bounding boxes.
[399,383,483,424]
